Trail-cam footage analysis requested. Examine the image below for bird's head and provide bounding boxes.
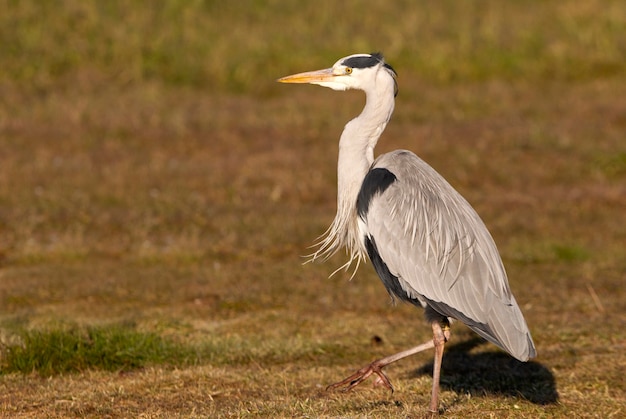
[278,52,398,97]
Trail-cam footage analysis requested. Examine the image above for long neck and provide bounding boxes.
[310,74,396,271]
[337,87,396,213]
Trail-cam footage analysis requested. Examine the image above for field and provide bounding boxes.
[1,0,625,417]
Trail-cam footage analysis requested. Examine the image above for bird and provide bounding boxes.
[278,53,536,416]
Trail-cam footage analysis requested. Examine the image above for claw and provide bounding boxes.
[326,361,394,393]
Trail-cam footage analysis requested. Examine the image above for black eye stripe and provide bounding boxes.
[341,54,381,69]
[341,53,397,76]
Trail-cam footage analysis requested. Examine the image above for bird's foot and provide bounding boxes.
[326,360,394,393]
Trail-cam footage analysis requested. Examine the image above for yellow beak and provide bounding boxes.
[277,68,336,84]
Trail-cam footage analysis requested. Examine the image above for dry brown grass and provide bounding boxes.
[1,0,625,417]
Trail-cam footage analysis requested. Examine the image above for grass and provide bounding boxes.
[1,0,625,417]
[1,323,189,376]
[0,322,356,376]
[1,0,624,93]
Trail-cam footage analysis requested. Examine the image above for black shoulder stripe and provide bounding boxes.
[357,167,397,219]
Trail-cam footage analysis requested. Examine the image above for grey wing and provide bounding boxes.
[360,150,536,361]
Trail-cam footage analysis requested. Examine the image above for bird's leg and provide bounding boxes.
[326,340,435,393]
[428,318,451,416]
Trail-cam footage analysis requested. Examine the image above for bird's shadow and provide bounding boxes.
[409,337,558,405]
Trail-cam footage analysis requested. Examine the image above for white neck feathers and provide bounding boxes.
[308,70,396,274]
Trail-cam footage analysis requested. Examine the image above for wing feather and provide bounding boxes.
[362,150,536,361]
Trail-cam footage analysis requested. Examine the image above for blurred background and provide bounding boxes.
[1,0,624,268]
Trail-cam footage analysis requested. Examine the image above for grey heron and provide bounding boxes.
[278,53,536,415]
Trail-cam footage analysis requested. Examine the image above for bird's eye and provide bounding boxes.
[345,67,353,75]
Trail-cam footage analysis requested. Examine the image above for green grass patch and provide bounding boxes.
[510,240,592,264]
[593,152,626,178]
[0,324,190,376]
[550,243,591,262]
[0,323,354,377]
